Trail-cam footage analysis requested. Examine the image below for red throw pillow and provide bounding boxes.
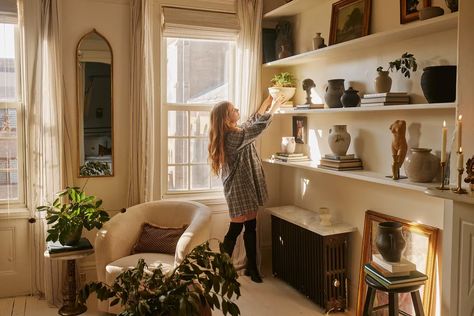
[132,223,187,255]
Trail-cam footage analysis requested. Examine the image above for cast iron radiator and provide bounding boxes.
[271,215,349,312]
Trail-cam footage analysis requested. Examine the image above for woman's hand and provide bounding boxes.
[257,95,273,115]
[266,94,287,114]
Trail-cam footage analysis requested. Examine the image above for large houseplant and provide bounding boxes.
[375,52,417,93]
[268,72,296,104]
[79,241,241,316]
[37,187,110,245]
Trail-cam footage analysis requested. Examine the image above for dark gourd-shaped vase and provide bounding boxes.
[375,222,406,263]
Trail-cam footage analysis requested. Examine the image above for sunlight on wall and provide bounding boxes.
[300,178,310,199]
[309,128,323,161]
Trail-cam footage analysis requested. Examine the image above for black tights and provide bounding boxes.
[222,219,258,271]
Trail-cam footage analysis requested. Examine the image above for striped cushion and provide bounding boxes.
[132,223,187,255]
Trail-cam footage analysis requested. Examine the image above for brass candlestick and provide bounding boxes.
[437,161,449,190]
[452,168,467,194]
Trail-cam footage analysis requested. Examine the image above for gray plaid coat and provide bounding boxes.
[222,113,272,218]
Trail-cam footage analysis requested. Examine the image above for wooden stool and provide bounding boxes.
[363,274,425,316]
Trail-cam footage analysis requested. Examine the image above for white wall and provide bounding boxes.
[261,0,456,314]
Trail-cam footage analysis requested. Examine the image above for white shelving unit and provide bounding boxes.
[263,0,316,19]
[276,102,456,114]
[263,159,435,192]
[263,13,458,68]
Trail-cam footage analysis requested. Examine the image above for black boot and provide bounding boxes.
[222,222,243,257]
[244,219,262,283]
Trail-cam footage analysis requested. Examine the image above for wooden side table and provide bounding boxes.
[44,248,94,316]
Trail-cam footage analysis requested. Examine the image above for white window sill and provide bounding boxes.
[162,192,226,206]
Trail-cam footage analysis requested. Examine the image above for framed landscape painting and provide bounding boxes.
[356,210,439,316]
[329,0,371,45]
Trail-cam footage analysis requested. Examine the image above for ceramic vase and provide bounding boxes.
[341,87,361,107]
[374,71,392,93]
[64,225,83,246]
[375,221,406,263]
[268,87,296,102]
[328,125,351,156]
[445,0,458,12]
[319,207,332,226]
[404,148,440,183]
[281,137,296,154]
[312,33,325,50]
[421,65,457,103]
[324,79,345,108]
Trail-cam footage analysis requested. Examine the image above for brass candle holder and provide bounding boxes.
[437,161,449,190]
[452,168,467,194]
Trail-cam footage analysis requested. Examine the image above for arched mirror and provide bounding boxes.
[76,29,113,177]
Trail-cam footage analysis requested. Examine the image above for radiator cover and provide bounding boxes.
[271,215,349,312]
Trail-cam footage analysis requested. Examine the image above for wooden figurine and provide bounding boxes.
[389,120,407,180]
[465,156,474,191]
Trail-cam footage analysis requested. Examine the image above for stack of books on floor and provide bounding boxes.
[47,237,93,258]
[364,254,427,289]
[361,92,410,107]
[294,103,324,110]
[318,154,363,171]
[272,152,310,162]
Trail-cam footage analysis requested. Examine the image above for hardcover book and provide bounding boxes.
[372,253,416,273]
[47,237,93,255]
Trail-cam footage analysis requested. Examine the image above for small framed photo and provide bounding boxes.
[329,0,371,45]
[292,116,307,144]
[400,0,431,24]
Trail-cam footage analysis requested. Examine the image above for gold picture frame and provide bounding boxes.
[400,0,432,24]
[329,0,371,45]
[356,210,439,316]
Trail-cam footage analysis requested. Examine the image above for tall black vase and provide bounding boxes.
[375,222,406,263]
[421,65,457,103]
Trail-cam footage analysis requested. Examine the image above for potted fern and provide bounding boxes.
[79,241,241,316]
[375,52,417,93]
[268,72,296,105]
[37,187,110,245]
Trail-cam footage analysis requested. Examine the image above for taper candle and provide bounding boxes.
[441,120,447,163]
[458,147,464,169]
[457,115,463,151]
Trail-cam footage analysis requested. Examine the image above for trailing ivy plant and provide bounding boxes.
[270,72,296,87]
[79,161,112,176]
[78,241,241,316]
[376,52,418,78]
[36,187,109,244]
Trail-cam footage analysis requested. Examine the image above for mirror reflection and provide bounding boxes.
[76,30,113,177]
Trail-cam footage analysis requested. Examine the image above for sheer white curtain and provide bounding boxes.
[127,0,156,206]
[234,0,263,120]
[18,0,65,306]
[232,0,264,273]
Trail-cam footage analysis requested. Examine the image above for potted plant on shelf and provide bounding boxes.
[375,52,417,93]
[268,72,297,105]
[79,241,241,316]
[37,187,110,246]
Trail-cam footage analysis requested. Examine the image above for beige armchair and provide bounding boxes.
[95,200,211,313]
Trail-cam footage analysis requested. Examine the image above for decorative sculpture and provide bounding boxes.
[302,78,316,105]
[389,120,407,180]
[464,156,474,191]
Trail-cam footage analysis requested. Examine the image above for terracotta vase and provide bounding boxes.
[404,148,440,183]
[374,71,392,93]
[328,125,351,156]
[375,222,406,263]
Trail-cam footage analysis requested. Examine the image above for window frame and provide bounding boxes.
[160,35,236,197]
[0,21,26,209]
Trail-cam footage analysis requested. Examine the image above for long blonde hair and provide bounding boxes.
[208,101,236,176]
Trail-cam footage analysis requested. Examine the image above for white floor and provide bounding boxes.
[0,272,347,316]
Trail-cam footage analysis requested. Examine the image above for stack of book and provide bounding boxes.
[364,254,427,289]
[47,237,93,258]
[361,92,410,107]
[273,152,310,162]
[294,103,324,110]
[318,154,363,171]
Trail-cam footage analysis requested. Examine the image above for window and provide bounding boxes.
[163,37,235,194]
[0,22,24,205]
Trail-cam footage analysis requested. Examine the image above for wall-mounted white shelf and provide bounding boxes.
[263,0,315,19]
[263,13,458,68]
[275,102,456,114]
[263,159,435,192]
[425,188,474,205]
